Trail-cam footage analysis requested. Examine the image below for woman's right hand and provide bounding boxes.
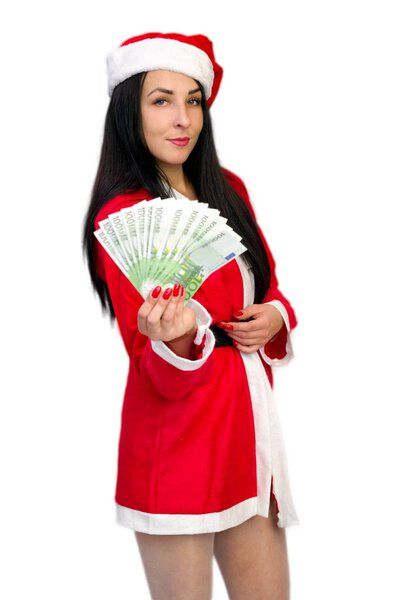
[137,283,197,343]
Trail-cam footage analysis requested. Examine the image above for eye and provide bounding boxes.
[153,98,167,106]
[188,97,201,105]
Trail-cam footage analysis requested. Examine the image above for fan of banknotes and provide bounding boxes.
[94,196,247,300]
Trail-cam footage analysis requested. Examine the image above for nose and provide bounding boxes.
[173,102,191,129]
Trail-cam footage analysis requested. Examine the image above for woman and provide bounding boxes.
[82,32,299,600]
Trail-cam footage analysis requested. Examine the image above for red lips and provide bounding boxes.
[168,137,190,146]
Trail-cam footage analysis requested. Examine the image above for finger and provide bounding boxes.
[173,285,185,318]
[160,284,183,325]
[228,332,263,345]
[226,327,260,338]
[144,285,164,305]
[218,320,257,333]
[232,340,260,353]
[235,306,258,316]
[138,285,165,321]
[233,315,255,323]
[141,285,175,336]
[226,326,264,340]
[137,285,163,331]
[139,285,162,314]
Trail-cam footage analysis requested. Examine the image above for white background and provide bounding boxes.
[1,1,399,598]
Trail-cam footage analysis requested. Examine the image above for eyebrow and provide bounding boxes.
[147,86,201,97]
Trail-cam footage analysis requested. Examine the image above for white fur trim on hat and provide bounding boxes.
[106,37,214,98]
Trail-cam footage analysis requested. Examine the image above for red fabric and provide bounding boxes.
[93,169,297,515]
[223,168,298,367]
[193,332,207,360]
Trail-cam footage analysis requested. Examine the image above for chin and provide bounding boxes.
[163,153,191,165]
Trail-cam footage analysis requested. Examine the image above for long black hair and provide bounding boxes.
[81,72,271,322]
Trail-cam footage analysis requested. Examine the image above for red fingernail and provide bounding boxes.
[233,340,238,346]
[173,283,180,296]
[162,287,172,299]
[180,285,184,297]
[233,311,243,317]
[151,286,161,298]
[223,323,234,330]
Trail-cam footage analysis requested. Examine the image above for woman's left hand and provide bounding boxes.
[217,304,284,354]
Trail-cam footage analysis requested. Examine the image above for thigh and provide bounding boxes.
[213,500,290,600]
[134,530,215,600]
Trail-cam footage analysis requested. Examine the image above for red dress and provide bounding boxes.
[94,168,300,534]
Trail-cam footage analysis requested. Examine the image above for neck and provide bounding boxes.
[159,164,196,199]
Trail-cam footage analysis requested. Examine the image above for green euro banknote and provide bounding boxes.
[93,196,247,301]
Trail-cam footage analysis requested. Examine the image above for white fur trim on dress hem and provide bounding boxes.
[116,497,258,535]
[115,493,298,535]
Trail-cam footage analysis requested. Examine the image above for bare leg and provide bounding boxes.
[134,530,215,600]
[213,496,290,600]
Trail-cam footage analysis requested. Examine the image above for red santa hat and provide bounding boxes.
[106,32,223,107]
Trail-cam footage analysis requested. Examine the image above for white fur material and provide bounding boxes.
[106,38,214,98]
[259,300,294,366]
[234,258,294,366]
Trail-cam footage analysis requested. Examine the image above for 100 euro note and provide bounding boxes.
[93,197,248,300]
[143,199,212,285]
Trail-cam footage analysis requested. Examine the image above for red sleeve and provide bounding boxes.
[223,168,297,363]
[94,193,216,401]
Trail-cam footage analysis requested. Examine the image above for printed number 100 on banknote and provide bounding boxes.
[94,197,247,301]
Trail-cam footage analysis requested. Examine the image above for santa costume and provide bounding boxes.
[94,32,300,534]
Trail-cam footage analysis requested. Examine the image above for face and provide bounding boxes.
[140,70,204,171]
